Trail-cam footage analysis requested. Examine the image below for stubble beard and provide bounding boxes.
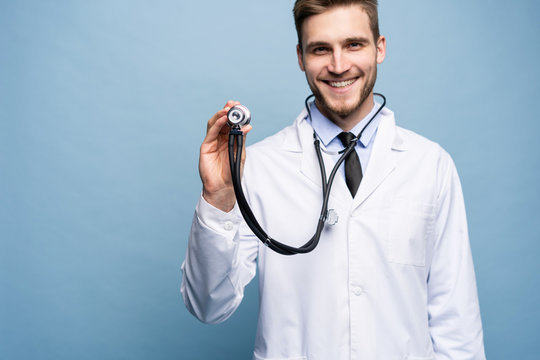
[309,65,377,120]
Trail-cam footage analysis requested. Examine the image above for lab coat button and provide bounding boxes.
[223,221,234,231]
[352,286,363,296]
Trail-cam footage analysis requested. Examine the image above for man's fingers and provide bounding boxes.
[207,100,240,131]
[204,113,229,144]
[204,101,247,145]
[206,108,227,131]
[223,100,241,108]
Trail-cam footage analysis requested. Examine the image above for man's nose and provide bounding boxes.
[328,50,350,74]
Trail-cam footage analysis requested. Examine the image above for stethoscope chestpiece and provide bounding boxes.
[227,104,251,129]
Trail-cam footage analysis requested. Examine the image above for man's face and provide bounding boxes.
[297,5,386,122]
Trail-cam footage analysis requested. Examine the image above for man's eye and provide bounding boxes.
[313,47,329,54]
[349,42,362,49]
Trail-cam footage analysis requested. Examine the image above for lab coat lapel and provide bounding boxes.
[352,109,404,210]
[296,114,327,187]
[286,111,351,205]
[283,108,405,208]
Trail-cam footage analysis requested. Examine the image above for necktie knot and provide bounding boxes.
[338,132,357,147]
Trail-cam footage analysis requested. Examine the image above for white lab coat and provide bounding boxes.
[181,107,486,360]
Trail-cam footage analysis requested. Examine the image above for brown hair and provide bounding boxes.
[293,0,380,49]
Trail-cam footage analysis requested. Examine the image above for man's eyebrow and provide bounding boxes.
[305,41,331,50]
[305,36,371,50]
[344,36,370,44]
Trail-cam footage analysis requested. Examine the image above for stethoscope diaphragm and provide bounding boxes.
[227,105,251,128]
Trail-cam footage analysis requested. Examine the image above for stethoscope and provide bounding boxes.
[227,93,386,255]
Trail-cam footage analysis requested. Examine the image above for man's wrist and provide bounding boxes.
[202,187,236,213]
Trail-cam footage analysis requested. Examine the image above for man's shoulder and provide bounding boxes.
[394,124,456,179]
[396,124,449,158]
[396,124,435,147]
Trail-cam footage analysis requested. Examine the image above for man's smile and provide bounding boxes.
[323,77,358,89]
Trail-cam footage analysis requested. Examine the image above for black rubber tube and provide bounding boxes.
[227,93,386,255]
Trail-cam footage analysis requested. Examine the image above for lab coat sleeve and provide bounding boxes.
[427,154,486,360]
[180,195,258,324]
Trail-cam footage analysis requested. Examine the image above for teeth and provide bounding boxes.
[329,79,355,88]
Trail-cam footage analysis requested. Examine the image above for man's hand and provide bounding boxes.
[199,100,252,212]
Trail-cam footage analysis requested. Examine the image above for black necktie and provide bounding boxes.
[337,132,362,197]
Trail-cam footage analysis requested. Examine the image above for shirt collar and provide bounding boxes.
[308,101,382,148]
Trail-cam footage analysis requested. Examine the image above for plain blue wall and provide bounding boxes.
[1,1,539,359]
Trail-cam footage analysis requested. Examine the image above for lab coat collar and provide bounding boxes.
[283,107,407,152]
[282,106,407,208]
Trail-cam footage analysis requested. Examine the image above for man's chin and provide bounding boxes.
[322,100,360,118]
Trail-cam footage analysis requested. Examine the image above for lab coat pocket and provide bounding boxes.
[381,200,434,267]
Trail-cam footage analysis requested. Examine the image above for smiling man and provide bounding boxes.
[297,4,384,130]
[181,1,486,359]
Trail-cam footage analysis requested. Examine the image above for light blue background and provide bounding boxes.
[1,1,539,359]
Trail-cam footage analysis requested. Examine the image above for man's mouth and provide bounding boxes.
[326,78,357,88]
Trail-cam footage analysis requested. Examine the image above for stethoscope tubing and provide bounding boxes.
[228,93,386,255]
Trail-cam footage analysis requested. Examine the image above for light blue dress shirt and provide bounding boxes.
[307,101,382,180]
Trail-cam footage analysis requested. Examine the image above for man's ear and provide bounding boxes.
[376,35,386,64]
[297,44,305,72]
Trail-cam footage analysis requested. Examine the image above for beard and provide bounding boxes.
[308,65,377,119]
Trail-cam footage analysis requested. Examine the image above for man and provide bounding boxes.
[181,1,486,359]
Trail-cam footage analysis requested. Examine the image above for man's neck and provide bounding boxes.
[315,93,375,132]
